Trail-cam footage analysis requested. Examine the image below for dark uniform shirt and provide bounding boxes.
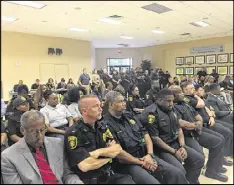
[127,95,145,115]
[173,100,200,137]
[184,95,210,124]
[144,89,159,107]
[31,83,39,90]
[103,111,148,157]
[6,110,24,146]
[64,119,114,180]
[140,103,179,144]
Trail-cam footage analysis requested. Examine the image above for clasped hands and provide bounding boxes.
[139,154,158,172]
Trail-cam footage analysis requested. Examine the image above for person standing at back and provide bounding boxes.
[78,68,91,95]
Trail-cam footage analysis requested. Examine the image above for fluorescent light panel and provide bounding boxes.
[191,21,210,27]
[152,30,165,34]
[99,18,121,25]
[6,1,46,9]
[120,36,133,39]
[2,16,17,22]
[68,27,89,32]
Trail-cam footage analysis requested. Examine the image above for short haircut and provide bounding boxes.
[168,85,181,95]
[68,87,80,103]
[180,81,193,90]
[61,78,65,82]
[17,85,29,94]
[157,88,174,99]
[105,81,112,89]
[105,91,122,107]
[210,83,220,91]
[43,89,53,100]
[78,95,98,113]
[20,110,45,128]
[128,84,137,95]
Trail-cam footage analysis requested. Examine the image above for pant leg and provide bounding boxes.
[215,119,233,133]
[198,127,224,172]
[153,156,189,184]
[219,114,233,125]
[184,137,204,155]
[118,164,160,184]
[209,123,233,156]
[108,173,135,184]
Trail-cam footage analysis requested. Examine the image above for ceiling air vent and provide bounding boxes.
[117,44,129,47]
[108,15,123,19]
[141,3,173,14]
[180,33,191,36]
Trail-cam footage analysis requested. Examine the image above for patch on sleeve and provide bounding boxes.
[68,136,78,150]
[148,114,156,124]
[146,95,150,100]
[129,119,136,125]
[128,96,133,101]
[174,112,177,118]
[21,96,26,101]
[102,128,113,142]
[183,97,190,103]
[101,100,105,107]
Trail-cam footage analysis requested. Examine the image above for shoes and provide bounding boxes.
[219,167,227,173]
[205,170,228,182]
[223,158,233,166]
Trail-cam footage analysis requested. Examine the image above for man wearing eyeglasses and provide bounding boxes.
[1,110,83,184]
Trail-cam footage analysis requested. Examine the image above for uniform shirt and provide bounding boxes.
[103,111,148,156]
[64,119,113,180]
[67,103,82,119]
[140,103,179,144]
[127,95,145,114]
[79,74,90,85]
[184,95,210,124]
[144,89,159,107]
[6,110,24,146]
[40,103,71,128]
[31,83,39,90]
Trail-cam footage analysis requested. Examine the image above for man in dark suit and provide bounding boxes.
[1,110,83,184]
[206,83,233,125]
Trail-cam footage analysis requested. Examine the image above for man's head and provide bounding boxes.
[180,81,195,95]
[212,69,216,73]
[19,80,23,85]
[13,96,29,112]
[168,77,174,84]
[105,81,113,91]
[209,83,220,95]
[168,85,184,102]
[156,89,174,112]
[78,95,102,123]
[68,87,80,103]
[35,79,40,85]
[43,90,58,107]
[129,84,139,96]
[83,68,87,74]
[17,85,29,97]
[151,79,160,91]
[20,110,47,149]
[105,91,126,116]
[194,85,204,98]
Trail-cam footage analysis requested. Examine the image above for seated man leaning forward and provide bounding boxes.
[1,110,83,184]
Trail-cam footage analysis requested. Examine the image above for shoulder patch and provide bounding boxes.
[174,112,177,118]
[184,97,190,103]
[101,100,105,107]
[146,95,150,100]
[129,119,136,125]
[68,136,78,150]
[148,114,156,124]
[21,96,26,101]
[102,128,113,142]
[128,96,133,101]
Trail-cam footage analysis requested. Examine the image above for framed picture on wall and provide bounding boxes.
[176,67,184,75]
[217,53,228,63]
[230,66,233,75]
[185,56,194,65]
[206,54,216,64]
[195,55,205,64]
[185,67,194,75]
[230,53,233,63]
[176,57,184,65]
[195,67,203,75]
[205,66,216,74]
[217,66,228,75]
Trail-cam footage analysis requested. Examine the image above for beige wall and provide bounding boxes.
[2,31,92,100]
[95,36,233,77]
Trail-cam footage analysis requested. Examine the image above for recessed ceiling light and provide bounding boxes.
[120,36,133,39]
[190,21,210,27]
[99,18,121,25]
[68,27,89,32]
[6,1,46,9]
[2,16,17,22]
[152,30,165,34]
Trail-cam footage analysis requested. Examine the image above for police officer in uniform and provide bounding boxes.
[103,91,188,184]
[183,83,233,160]
[169,85,228,182]
[144,79,160,107]
[5,97,29,146]
[140,89,204,184]
[64,95,135,184]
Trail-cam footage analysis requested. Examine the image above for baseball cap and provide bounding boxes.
[13,96,27,109]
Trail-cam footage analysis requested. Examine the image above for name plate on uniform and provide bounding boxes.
[190,45,224,54]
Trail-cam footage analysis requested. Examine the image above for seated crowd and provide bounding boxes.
[1,66,233,184]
